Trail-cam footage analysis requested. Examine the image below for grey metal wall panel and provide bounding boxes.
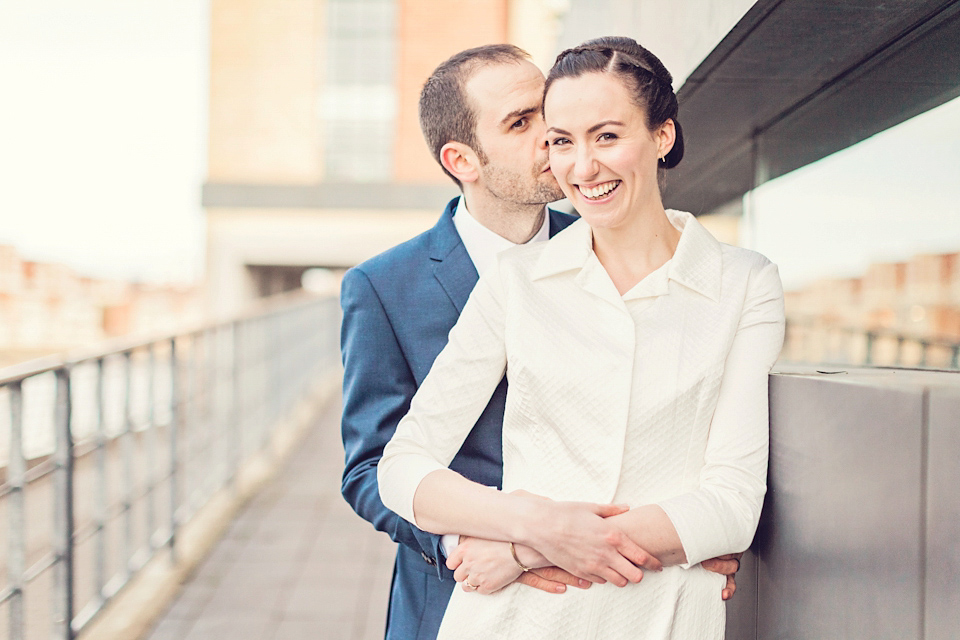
[925,386,960,640]
[758,374,925,639]
[725,549,758,640]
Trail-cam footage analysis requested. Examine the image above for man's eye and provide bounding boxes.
[512,118,528,129]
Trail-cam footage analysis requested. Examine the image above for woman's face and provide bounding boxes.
[545,72,672,231]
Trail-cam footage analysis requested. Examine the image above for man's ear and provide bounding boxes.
[440,142,481,184]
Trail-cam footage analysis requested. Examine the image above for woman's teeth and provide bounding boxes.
[578,180,620,200]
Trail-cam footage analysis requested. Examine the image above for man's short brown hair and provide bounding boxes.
[419,44,530,188]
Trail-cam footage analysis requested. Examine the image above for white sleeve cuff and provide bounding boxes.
[441,534,460,560]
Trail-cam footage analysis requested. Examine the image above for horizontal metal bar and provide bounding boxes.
[0,586,17,606]
[22,551,58,584]
[0,292,332,385]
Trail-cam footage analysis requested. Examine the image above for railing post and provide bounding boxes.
[146,345,156,549]
[94,359,107,607]
[865,332,875,365]
[952,344,960,370]
[121,351,134,579]
[229,320,241,489]
[52,368,75,639]
[8,381,25,640]
[169,338,179,563]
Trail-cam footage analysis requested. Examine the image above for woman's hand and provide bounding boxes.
[521,499,663,586]
[446,537,523,594]
[447,537,589,595]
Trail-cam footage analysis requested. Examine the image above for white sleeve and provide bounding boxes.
[657,261,785,567]
[378,257,509,527]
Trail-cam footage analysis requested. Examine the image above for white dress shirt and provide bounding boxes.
[379,210,785,639]
[453,195,550,277]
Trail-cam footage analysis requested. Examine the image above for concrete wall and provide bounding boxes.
[556,0,757,87]
[725,367,960,640]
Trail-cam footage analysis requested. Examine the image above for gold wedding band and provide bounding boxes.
[465,581,479,591]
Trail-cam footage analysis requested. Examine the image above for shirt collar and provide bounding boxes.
[531,209,723,302]
[453,195,550,277]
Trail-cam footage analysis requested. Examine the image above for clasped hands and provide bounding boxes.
[446,492,742,599]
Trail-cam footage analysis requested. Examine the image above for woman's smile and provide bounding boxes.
[577,179,622,201]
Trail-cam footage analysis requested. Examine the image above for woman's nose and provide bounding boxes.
[574,147,599,180]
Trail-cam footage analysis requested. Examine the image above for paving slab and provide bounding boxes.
[142,396,396,640]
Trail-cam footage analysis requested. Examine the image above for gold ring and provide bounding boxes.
[465,581,479,591]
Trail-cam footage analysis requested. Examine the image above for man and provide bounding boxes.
[340,44,740,640]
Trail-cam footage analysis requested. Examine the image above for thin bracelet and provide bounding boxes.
[510,542,531,572]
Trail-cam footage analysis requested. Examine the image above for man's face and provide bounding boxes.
[465,60,564,205]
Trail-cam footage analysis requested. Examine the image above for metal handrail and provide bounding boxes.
[0,292,341,639]
[784,315,960,369]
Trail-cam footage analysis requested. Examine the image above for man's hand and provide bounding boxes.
[701,552,743,601]
[524,499,662,586]
[517,566,589,593]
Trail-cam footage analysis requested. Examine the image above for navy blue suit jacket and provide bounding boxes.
[340,198,576,640]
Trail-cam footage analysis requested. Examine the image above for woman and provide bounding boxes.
[378,37,784,639]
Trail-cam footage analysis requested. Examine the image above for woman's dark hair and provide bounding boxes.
[545,36,684,169]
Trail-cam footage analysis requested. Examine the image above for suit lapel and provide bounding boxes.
[428,203,576,314]
[429,198,479,314]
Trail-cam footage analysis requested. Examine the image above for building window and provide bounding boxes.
[321,0,396,182]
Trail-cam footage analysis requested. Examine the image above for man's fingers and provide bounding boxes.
[617,536,662,572]
[722,573,737,601]
[702,558,739,576]
[530,567,587,588]
[593,503,630,517]
[517,571,567,594]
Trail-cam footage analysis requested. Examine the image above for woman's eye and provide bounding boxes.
[549,137,570,146]
[598,132,617,142]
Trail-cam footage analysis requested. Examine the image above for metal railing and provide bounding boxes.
[783,317,960,370]
[0,293,341,639]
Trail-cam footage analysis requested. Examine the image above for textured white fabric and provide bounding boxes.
[452,195,550,277]
[444,196,551,560]
[378,210,785,639]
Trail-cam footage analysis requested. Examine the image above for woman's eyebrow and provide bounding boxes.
[586,120,624,134]
[546,120,625,136]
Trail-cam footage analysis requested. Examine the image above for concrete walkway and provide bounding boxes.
[144,396,396,640]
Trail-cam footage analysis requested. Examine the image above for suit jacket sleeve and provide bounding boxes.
[339,266,447,575]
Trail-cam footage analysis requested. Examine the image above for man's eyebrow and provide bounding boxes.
[500,106,539,127]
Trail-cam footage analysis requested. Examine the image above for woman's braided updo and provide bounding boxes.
[545,36,684,169]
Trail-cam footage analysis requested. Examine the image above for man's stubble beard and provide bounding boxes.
[480,161,564,207]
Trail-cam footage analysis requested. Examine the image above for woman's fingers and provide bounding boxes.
[445,545,464,570]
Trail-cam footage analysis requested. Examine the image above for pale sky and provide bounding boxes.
[1,2,958,291]
[0,1,209,284]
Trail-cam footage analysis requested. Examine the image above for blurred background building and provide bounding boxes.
[2,0,957,370]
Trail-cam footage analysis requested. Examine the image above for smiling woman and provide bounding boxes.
[378,36,785,640]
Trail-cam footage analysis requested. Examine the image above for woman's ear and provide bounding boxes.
[656,119,676,159]
[440,142,481,184]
